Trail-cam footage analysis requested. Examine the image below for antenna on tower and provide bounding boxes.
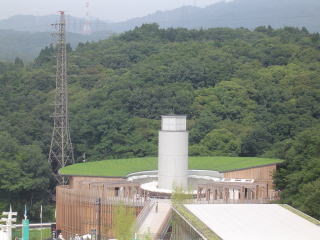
[49,11,74,185]
[193,0,197,7]
[83,0,92,35]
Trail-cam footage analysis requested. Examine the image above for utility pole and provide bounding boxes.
[48,11,74,185]
[95,198,101,240]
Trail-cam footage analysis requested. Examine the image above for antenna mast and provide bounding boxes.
[83,0,92,35]
[49,11,74,185]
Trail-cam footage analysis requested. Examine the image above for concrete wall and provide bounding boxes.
[158,130,188,190]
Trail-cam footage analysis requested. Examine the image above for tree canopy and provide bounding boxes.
[0,24,319,219]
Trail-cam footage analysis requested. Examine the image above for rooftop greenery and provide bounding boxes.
[60,156,282,177]
[173,204,222,240]
[280,204,320,226]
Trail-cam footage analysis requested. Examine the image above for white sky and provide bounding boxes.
[0,0,227,22]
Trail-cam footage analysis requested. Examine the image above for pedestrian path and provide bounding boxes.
[136,200,172,239]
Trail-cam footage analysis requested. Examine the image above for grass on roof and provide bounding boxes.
[173,204,222,240]
[280,204,320,225]
[60,156,283,177]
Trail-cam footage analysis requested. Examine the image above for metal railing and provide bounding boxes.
[157,209,172,240]
[135,200,155,231]
[15,222,55,229]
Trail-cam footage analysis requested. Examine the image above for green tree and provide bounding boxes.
[274,126,320,219]
[200,128,241,156]
[113,203,136,240]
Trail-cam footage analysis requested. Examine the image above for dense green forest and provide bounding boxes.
[0,24,319,220]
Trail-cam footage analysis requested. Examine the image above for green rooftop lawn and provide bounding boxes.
[60,156,283,177]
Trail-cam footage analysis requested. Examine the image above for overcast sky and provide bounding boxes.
[0,0,228,22]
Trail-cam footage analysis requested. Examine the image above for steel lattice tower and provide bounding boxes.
[49,11,74,185]
[83,0,92,35]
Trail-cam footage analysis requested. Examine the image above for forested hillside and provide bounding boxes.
[115,0,320,33]
[0,24,319,219]
[0,30,113,61]
[2,0,320,33]
[2,0,320,62]
[0,15,110,33]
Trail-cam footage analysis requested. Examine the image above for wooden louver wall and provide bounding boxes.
[56,185,144,240]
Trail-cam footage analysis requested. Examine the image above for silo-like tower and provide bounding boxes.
[158,115,188,190]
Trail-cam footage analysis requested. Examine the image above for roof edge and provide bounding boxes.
[280,204,320,226]
[60,173,125,179]
[173,204,222,240]
[221,162,281,173]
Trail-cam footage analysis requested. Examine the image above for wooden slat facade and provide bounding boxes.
[68,176,123,188]
[224,164,276,188]
[56,181,145,240]
[223,164,276,181]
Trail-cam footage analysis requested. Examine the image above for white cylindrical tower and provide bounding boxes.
[158,115,188,190]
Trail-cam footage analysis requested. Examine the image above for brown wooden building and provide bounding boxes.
[56,179,146,240]
[56,163,279,239]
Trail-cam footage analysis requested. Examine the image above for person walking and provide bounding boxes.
[58,233,65,240]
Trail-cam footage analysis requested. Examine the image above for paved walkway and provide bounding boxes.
[137,200,172,239]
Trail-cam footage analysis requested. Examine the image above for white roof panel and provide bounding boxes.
[184,204,320,240]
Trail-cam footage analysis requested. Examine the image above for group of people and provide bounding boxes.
[69,233,91,240]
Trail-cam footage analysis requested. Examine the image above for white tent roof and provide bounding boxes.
[184,204,320,240]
